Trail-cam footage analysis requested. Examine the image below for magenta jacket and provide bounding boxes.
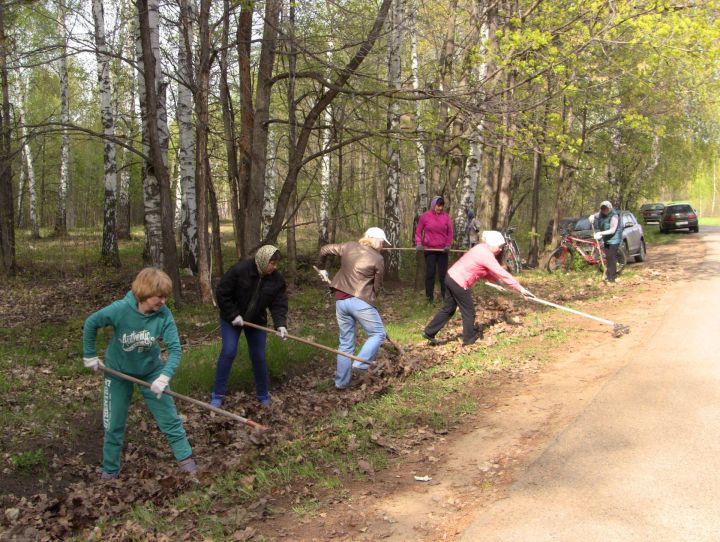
[415,209,454,249]
[447,243,522,291]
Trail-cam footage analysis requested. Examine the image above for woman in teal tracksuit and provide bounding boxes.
[82,267,196,479]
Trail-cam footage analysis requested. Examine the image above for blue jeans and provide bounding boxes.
[335,297,386,389]
[212,319,270,402]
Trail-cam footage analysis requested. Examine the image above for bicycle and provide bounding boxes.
[545,233,626,274]
[501,227,523,275]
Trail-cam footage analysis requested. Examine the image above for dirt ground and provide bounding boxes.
[255,233,702,541]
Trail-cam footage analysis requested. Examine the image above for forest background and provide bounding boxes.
[0,0,719,292]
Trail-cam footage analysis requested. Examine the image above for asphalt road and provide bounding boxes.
[460,226,720,541]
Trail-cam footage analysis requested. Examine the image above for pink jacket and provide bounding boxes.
[415,209,453,249]
[447,243,522,291]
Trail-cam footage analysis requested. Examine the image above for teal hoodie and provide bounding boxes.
[83,291,181,379]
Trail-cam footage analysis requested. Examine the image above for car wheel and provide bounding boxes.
[692,226,699,233]
[635,239,646,262]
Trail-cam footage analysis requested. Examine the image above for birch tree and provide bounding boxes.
[54,2,70,237]
[15,83,39,239]
[177,0,197,273]
[136,0,182,302]
[93,0,120,267]
[383,0,404,278]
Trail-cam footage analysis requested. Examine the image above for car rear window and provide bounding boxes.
[641,204,663,211]
[573,218,591,230]
[665,205,693,214]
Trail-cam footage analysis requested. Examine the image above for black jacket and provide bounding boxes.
[216,258,288,328]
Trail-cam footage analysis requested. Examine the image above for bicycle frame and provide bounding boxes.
[560,235,605,266]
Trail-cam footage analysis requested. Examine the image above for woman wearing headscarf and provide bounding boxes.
[211,245,288,408]
[317,227,389,389]
[415,196,454,302]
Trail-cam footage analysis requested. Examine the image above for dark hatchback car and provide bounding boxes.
[659,203,699,233]
[640,203,665,223]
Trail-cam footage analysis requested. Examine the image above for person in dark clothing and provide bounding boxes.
[211,245,288,408]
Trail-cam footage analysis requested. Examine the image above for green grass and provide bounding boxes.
[699,216,720,226]
[10,450,48,473]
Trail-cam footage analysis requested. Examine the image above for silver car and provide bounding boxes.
[619,211,646,262]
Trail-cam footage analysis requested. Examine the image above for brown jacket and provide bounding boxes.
[319,241,384,306]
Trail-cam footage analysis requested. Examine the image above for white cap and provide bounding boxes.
[600,200,613,210]
[364,227,390,245]
[481,230,505,248]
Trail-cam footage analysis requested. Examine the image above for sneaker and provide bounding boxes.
[100,471,119,480]
[352,361,371,371]
[422,332,439,345]
[463,333,481,346]
[210,393,224,408]
[259,396,272,408]
[179,457,198,473]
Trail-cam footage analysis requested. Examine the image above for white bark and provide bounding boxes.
[117,0,134,239]
[16,153,25,226]
[384,0,404,274]
[14,82,39,237]
[262,128,277,239]
[318,35,333,245]
[177,0,197,272]
[55,5,70,236]
[93,0,119,265]
[409,0,427,218]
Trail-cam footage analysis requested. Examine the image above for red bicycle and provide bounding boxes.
[546,233,626,274]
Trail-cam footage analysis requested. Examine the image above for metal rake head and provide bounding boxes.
[612,323,630,338]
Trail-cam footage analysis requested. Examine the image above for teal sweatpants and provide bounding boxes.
[102,368,192,474]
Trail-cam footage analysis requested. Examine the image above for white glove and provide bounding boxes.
[150,374,171,399]
[277,326,288,340]
[520,287,536,298]
[318,269,330,282]
[588,214,595,223]
[232,315,244,327]
[593,232,603,240]
[83,356,101,371]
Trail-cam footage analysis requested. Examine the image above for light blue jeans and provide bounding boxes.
[335,297,386,389]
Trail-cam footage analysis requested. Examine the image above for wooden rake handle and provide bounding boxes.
[98,363,268,430]
[241,321,372,364]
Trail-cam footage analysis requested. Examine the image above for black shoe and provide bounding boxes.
[463,334,481,346]
[422,332,439,345]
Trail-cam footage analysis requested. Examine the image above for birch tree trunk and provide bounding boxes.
[15,85,40,238]
[55,3,70,237]
[116,0,134,240]
[136,0,182,302]
[178,0,198,273]
[0,2,15,276]
[93,0,120,267]
[262,128,277,239]
[136,1,162,265]
[16,154,25,227]
[191,0,212,302]
[318,30,333,247]
[384,0,404,278]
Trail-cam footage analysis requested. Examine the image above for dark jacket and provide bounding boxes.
[216,258,288,328]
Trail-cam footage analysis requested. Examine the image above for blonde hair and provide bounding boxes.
[359,236,383,250]
[131,267,173,301]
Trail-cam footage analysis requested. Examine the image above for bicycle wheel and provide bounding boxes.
[546,246,573,273]
[616,246,627,274]
[503,244,522,274]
